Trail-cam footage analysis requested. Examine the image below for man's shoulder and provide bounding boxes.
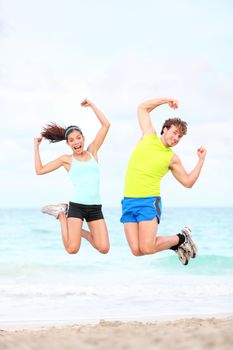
[169,153,179,167]
[141,132,158,141]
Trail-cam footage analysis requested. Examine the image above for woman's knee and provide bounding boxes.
[97,244,110,254]
[66,244,80,254]
[130,247,143,256]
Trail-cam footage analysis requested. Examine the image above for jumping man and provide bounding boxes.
[120,97,207,265]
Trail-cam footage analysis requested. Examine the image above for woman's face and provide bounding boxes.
[66,130,84,154]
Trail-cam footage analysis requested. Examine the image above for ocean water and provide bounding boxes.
[0,207,233,326]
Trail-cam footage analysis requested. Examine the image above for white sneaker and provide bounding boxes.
[180,227,198,259]
[176,246,190,265]
[41,203,68,219]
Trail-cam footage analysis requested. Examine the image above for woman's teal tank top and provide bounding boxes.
[68,153,101,205]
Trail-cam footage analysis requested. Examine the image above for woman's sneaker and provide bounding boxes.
[180,227,198,258]
[41,203,68,219]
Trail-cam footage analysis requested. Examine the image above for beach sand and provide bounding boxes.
[0,316,233,350]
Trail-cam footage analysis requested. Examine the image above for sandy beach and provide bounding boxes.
[1,316,233,350]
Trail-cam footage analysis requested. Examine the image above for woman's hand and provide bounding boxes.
[34,137,43,147]
[81,98,92,107]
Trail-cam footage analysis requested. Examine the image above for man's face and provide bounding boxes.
[163,125,183,147]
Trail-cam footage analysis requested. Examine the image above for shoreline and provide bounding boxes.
[1,312,232,331]
[1,316,233,350]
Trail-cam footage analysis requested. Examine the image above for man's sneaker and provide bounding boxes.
[41,203,68,219]
[180,227,198,258]
[176,246,190,265]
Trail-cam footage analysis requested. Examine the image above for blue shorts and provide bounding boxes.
[120,196,162,224]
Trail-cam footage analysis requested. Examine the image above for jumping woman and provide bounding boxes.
[34,99,110,255]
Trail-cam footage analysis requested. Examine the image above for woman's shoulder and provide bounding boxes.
[59,154,73,164]
[86,147,98,162]
[58,154,73,171]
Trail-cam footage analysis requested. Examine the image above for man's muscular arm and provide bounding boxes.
[137,98,178,135]
[170,147,207,188]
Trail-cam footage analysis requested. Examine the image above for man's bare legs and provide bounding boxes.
[124,217,179,256]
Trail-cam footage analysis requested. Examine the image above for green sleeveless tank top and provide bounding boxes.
[124,134,174,197]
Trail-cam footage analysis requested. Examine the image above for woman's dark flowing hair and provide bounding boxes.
[41,123,82,143]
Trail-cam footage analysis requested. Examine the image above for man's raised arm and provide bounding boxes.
[137,98,178,135]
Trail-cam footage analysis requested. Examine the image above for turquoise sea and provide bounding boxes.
[0,207,233,326]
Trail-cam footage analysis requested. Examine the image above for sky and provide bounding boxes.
[0,0,233,208]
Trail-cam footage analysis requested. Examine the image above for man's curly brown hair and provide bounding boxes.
[160,118,187,136]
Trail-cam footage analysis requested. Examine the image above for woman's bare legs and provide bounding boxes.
[87,219,110,254]
[58,213,109,254]
[58,213,82,253]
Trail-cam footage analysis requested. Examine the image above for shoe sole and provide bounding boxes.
[41,204,68,219]
[176,247,190,265]
[181,227,198,259]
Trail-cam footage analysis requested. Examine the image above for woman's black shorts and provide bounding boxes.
[67,202,104,222]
